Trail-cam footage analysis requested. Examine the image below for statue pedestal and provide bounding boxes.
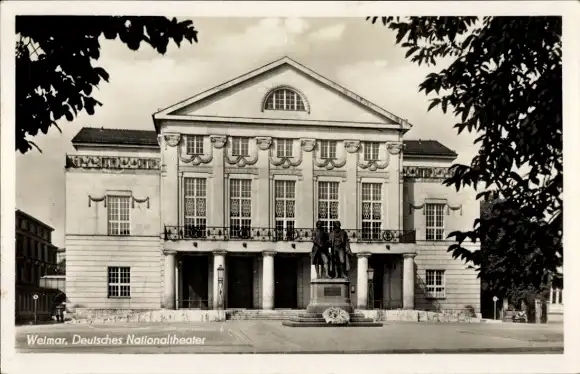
[282,278,382,327]
[307,278,353,314]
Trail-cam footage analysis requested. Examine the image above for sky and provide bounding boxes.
[16,17,478,247]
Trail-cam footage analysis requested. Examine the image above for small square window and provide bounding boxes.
[232,137,250,157]
[276,139,293,158]
[425,270,445,298]
[186,136,204,155]
[108,266,131,298]
[320,140,337,159]
[363,142,380,161]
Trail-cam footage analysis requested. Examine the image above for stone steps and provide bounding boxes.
[283,311,383,327]
[226,310,305,320]
[282,320,383,327]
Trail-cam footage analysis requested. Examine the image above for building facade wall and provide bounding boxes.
[403,157,481,313]
[65,151,162,310]
[65,236,161,309]
[64,62,481,313]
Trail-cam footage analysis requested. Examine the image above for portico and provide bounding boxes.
[162,246,417,311]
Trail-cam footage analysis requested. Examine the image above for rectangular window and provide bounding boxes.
[425,270,445,298]
[320,140,337,159]
[232,137,250,157]
[184,178,207,238]
[107,196,131,236]
[318,181,339,232]
[108,266,131,298]
[361,183,382,241]
[186,135,204,155]
[276,139,293,158]
[230,179,252,238]
[364,142,380,161]
[24,237,29,257]
[274,180,296,240]
[425,203,445,240]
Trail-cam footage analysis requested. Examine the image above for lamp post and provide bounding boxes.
[217,264,224,310]
[367,267,375,310]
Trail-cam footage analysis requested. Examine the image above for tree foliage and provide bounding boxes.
[480,199,561,302]
[16,16,198,153]
[367,16,562,294]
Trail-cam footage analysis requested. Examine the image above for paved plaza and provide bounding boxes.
[16,321,563,354]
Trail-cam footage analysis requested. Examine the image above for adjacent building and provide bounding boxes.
[64,57,481,314]
[15,209,60,322]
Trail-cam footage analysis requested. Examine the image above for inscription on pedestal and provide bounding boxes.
[324,287,342,297]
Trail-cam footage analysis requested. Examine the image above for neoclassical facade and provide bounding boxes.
[65,57,480,314]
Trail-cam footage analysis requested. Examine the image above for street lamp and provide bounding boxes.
[367,267,375,310]
[217,264,224,310]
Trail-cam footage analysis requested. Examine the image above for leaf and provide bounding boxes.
[427,98,441,111]
[15,15,198,154]
[405,46,420,58]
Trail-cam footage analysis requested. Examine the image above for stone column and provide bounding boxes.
[210,135,227,228]
[255,137,272,228]
[300,138,316,227]
[357,252,371,309]
[402,253,416,310]
[387,142,404,231]
[160,134,180,230]
[344,140,360,230]
[212,250,227,310]
[262,251,276,310]
[163,250,176,309]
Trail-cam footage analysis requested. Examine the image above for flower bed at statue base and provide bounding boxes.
[322,307,350,325]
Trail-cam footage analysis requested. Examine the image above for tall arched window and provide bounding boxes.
[264,88,307,112]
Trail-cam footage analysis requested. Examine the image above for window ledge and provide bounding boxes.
[107,297,131,300]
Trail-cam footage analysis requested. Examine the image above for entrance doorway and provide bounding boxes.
[181,255,209,309]
[369,255,386,309]
[227,256,254,309]
[274,256,298,309]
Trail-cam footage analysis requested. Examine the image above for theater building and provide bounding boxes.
[65,57,480,314]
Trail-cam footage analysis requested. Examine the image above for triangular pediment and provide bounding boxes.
[154,57,411,130]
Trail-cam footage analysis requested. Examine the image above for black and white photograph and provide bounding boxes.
[1,1,578,373]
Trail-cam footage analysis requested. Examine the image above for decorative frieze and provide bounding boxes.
[270,140,303,169]
[224,139,259,167]
[344,140,360,154]
[408,201,463,215]
[88,195,106,207]
[256,137,273,150]
[163,133,181,147]
[314,141,347,171]
[300,138,316,152]
[358,142,390,171]
[387,142,404,155]
[179,137,213,166]
[403,166,451,180]
[132,196,150,209]
[87,194,150,209]
[210,135,227,149]
[314,158,347,170]
[66,155,160,170]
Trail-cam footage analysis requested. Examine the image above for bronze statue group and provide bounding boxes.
[311,221,353,279]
